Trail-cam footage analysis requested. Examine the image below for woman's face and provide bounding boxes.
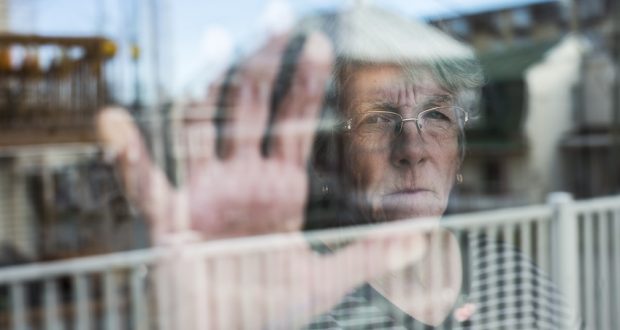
[341,64,460,222]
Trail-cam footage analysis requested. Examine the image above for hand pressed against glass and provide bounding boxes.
[97,34,333,242]
[341,65,462,222]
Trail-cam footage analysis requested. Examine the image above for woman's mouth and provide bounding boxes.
[377,189,442,220]
[386,188,432,196]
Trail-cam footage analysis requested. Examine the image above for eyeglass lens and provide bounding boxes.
[354,107,463,141]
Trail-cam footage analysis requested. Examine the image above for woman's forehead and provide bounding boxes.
[342,65,451,111]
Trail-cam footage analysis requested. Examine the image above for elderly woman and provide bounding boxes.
[97,5,580,329]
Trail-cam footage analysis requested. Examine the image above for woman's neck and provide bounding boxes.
[369,229,462,326]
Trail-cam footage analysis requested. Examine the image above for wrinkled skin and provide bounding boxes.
[341,65,460,223]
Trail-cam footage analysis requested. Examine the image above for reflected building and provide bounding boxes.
[429,0,618,210]
[1,0,618,263]
[0,0,166,263]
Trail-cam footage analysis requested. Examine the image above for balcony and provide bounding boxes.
[0,34,114,147]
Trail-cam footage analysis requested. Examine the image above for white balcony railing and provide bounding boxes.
[0,193,618,329]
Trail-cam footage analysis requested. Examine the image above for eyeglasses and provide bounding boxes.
[342,106,468,142]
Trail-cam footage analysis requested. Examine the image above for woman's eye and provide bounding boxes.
[361,113,395,125]
[424,109,452,122]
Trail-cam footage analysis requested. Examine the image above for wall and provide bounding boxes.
[524,35,586,200]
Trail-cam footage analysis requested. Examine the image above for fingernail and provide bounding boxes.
[126,147,139,164]
[259,82,269,101]
[240,82,251,101]
[102,147,120,163]
[306,76,318,96]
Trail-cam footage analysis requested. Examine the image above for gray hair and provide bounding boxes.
[295,5,484,115]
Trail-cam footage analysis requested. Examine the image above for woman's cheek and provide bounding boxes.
[347,142,388,190]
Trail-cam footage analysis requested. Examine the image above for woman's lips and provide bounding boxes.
[380,189,437,215]
[386,188,432,196]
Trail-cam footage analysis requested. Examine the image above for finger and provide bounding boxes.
[270,32,334,165]
[96,107,178,239]
[219,36,289,159]
[181,80,222,179]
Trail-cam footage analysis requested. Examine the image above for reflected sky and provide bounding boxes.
[6,0,558,98]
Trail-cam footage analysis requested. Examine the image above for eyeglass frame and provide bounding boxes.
[340,106,469,138]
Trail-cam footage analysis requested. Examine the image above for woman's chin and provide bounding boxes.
[378,209,442,222]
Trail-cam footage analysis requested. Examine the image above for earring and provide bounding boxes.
[321,184,330,195]
[456,173,463,184]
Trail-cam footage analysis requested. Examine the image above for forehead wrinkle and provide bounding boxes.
[401,82,417,110]
[348,75,453,116]
[368,99,398,110]
[357,94,454,117]
[365,83,418,108]
[367,85,453,111]
[421,94,454,108]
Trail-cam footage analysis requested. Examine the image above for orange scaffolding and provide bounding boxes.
[0,34,115,146]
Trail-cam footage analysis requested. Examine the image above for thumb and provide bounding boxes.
[96,107,178,239]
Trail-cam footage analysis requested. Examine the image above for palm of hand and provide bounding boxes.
[99,34,329,242]
[186,156,307,239]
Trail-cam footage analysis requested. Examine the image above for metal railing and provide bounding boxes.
[0,34,113,146]
[571,195,620,330]
[0,193,618,329]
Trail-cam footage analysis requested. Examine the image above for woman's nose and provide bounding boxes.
[390,122,427,167]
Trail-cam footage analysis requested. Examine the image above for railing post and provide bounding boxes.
[10,282,27,330]
[547,192,580,318]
